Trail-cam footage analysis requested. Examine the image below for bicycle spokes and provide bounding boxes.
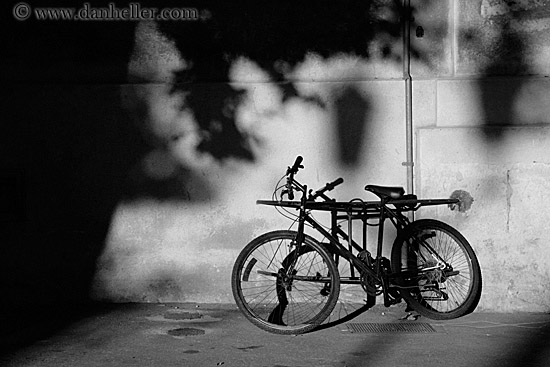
[393,222,480,316]
[232,231,339,334]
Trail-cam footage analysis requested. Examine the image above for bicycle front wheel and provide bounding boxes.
[231,230,340,334]
[391,219,482,320]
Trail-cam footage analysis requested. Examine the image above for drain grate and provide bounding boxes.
[347,322,436,333]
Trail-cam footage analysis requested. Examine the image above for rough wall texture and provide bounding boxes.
[91,1,550,311]
[92,22,409,302]
[418,127,550,311]
[411,0,550,312]
[457,0,550,76]
[90,1,550,312]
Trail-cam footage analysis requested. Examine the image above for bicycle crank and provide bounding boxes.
[360,273,381,296]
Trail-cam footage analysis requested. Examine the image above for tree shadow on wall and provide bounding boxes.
[462,6,533,143]
[157,0,420,166]
[459,5,550,367]
[335,86,372,166]
[459,5,538,216]
[152,0,423,334]
[477,10,550,367]
[1,0,426,356]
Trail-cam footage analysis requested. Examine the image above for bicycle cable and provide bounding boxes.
[272,175,299,221]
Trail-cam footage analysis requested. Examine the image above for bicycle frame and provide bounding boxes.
[257,174,459,306]
[233,157,481,333]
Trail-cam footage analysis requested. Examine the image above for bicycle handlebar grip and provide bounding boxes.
[290,156,304,174]
[328,177,344,190]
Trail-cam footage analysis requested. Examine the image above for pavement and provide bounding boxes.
[1,302,549,367]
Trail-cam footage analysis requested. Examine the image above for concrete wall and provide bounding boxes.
[91,1,550,312]
[409,0,550,311]
[91,20,410,302]
[5,1,549,312]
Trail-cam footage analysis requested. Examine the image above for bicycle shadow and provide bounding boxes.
[314,296,376,332]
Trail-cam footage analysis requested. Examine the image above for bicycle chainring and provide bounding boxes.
[360,257,392,296]
[360,273,380,296]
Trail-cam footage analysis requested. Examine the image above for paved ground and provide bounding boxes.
[1,302,549,367]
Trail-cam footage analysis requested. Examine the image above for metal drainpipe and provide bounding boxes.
[403,0,414,197]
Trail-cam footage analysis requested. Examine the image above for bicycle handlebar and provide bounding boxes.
[282,156,343,202]
[308,177,344,201]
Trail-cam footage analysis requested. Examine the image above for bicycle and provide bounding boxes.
[231,156,482,334]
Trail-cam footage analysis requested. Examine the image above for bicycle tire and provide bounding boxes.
[231,230,340,334]
[390,219,482,320]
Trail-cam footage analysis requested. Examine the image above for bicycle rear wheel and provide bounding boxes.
[391,219,482,320]
[231,230,340,334]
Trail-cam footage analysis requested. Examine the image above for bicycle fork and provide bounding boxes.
[282,185,309,277]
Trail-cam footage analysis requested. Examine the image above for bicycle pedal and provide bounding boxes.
[383,293,402,307]
[388,289,402,300]
[400,312,420,321]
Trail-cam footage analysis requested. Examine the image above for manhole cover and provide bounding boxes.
[167,328,205,336]
[347,323,436,333]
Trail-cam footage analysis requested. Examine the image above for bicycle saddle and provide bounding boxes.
[365,185,405,199]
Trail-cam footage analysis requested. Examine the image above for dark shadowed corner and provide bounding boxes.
[2,16,144,354]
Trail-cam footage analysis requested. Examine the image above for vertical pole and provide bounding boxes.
[403,0,414,197]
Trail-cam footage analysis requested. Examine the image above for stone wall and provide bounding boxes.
[5,1,549,312]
